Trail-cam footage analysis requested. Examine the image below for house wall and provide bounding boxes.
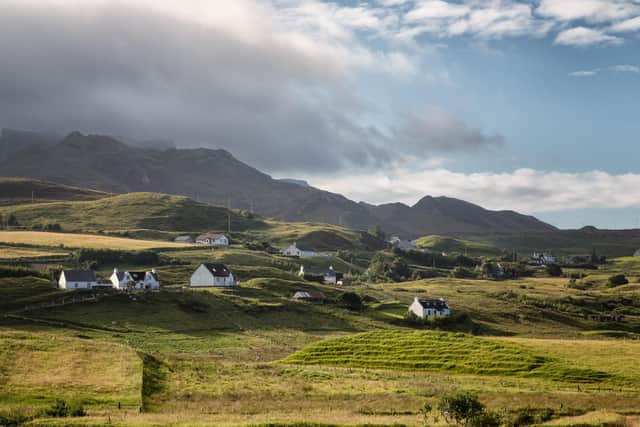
[190,265,236,287]
[58,275,94,289]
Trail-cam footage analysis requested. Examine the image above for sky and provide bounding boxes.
[0,0,639,229]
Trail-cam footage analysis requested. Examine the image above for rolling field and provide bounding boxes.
[282,330,609,382]
[0,231,191,250]
[0,246,69,260]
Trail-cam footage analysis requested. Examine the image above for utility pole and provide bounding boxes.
[227,212,231,234]
[32,190,35,204]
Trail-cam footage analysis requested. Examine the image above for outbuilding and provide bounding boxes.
[58,270,97,289]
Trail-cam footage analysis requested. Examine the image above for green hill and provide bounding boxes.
[0,177,108,206]
[282,330,609,383]
[415,235,503,257]
[0,192,265,234]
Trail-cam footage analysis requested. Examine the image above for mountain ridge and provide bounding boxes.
[0,130,555,237]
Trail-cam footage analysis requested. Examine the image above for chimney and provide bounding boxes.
[151,268,156,274]
[113,268,118,274]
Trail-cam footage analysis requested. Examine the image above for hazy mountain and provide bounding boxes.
[363,196,556,237]
[0,131,555,236]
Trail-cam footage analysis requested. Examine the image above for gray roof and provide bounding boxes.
[202,263,231,277]
[174,235,193,242]
[62,270,96,282]
[129,271,146,281]
[197,233,227,240]
[416,299,449,310]
[292,242,316,252]
[293,291,326,300]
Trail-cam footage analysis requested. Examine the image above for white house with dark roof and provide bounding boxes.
[58,270,97,289]
[282,242,320,258]
[110,268,160,290]
[190,263,236,287]
[195,233,229,246]
[298,265,340,284]
[408,297,450,319]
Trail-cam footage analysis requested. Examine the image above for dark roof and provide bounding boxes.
[303,266,336,276]
[129,271,146,281]
[292,242,316,252]
[202,263,231,277]
[416,299,449,310]
[149,271,159,281]
[62,270,96,282]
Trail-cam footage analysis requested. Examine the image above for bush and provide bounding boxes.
[451,266,478,279]
[43,399,85,418]
[75,248,159,268]
[438,391,485,426]
[545,264,563,277]
[608,274,629,287]
[338,291,364,311]
[471,410,502,427]
[0,265,48,279]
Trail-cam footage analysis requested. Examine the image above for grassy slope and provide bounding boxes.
[414,235,502,256]
[0,192,265,234]
[0,177,108,206]
[282,330,609,382]
[1,270,640,425]
[0,230,191,250]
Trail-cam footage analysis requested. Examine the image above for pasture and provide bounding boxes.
[0,231,191,250]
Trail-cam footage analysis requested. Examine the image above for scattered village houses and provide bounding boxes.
[58,270,98,289]
[196,233,229,246]
[530,252,558,266]
[174,235,194,243]
[408,297,451,319]
[298,265,341,284]
[292,290,326,302]
[389,235,418,251]
[110,268,160,290]
[190,263,236,287]
[282,242,320,258]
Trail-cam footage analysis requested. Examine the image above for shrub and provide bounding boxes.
[437,391,485,426]
[545,264,563,277]
[608,274,629,287]
[338,291,364,311]
[451,266,477,279]
[75,248,159,268]
[0,265,48,279]
[471,410,502,427]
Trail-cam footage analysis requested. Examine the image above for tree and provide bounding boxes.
[368,252,389,279]
[390,257,411,280]
[608,274,629,287]
[368,225,386,241]
[545,264,563,277]
[7,214,18,227]
[420,402,433,426]
[451,266,477,279]
[338,291,364,311]
[437,391,485,426]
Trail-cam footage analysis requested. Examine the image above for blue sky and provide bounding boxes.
[1,0,639,228]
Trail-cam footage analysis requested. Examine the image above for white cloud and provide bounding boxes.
[309,167,640,213]
[569,69,599,77]
[537,0,640,24]
[610,16,640,32]
[554,27,623,46]
[611,64,640,72]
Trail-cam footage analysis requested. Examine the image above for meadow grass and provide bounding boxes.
[0,231,191,250]
[281,330,609,383]
[0,246,69,260]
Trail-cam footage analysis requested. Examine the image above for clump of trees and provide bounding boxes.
[75,248,159,268]
[43,399,85,418]
[337,291,364,311]
[608,274,629,287]
[421,391,501,427]
[545,264,563,277]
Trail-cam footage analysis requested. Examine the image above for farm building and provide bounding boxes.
[292,290,326,302]
[110,268,160,290]
[298,265,341,284]
[634,249,640,257]
[530,252,557,265]
[174,235,194,243]
[282,242,320,258]
[195,233,229,246]
[58,270,97,289]
[190,263,236,287]
[408,297,450,319]
[389,236,418,251]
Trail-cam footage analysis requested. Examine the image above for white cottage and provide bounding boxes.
[110,268,160,290]
[195,233,229,246]
[190,263,236,287]
[408,297,451,319]
[298,265,339,284]
[389,235,418,251]
[58,270,97,289]
[282,242,319,258]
